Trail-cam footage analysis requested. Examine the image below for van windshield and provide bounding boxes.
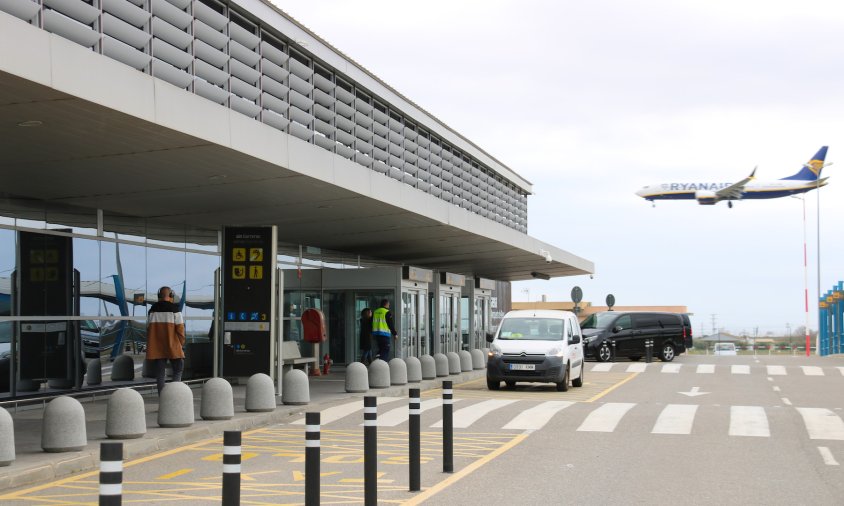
[579,313,617,330]
[498,318,564,341]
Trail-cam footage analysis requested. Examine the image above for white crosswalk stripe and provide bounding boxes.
[627,363,647,373]
[731,365,750,375]
[431,399,518,428]
[838,367,844,376]
[796,408,844,440]
[577,402,636,432]
[652,404,698,435]
[591,363,613,372]
[697,364,715,374]
[661,364,681,373]
[377,398,463,427]
[729,406,769,437]
[766,365,787,376]
[502,401,574,431]
[801,366,824,376]
[291,397,403,425]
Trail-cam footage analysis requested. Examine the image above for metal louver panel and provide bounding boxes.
[313,89,333,108]
[404,151,418,164]
[230,59,260,84]
[372,122,388,137]
[262,109,289,131]
[403,127,417,140]
[373,161,389,174]
[356,140,373,154]
[194,39,228,68]
[44,0,99,24]
[354,113,373,129]
[288,74,312,96]
[230,96,260,118]
[289,122,312,141]
[313,74,334,93]
[165,0,190,9]
[151,0,191,29]
[153,38,192,69]
[335,115,353,133]
[194,77,228,103]
[417,158,431,172]
[336,144,354,159]
[229,39,260,67]
[355,128,373,142]
[403,162,417,176]
[261,92,287,116]
[428,162,441,176]
[229,21,259,49]
[388,142,403,158]
[335,87,354,104]
[335,129,354,146]
[103,35,151,69]
[372,135,388,151]
[231,76,260,101]
[260,41,288,65]
[372,108,388,125]
[335,101,353,119]
[288,58,313,80]
[289,105,313,126]
[43,10,100,48]
[372,147,388,162]
[403,138,418,152]
[153,17,191,49]
[354,98,372,115]
[354,152,373,168]
[313,103,332,122]
[416,135,429,148]
[388,119,402,133]
[152,59,192,88]
[192,0,227,31]
[417,146,430,159]
[261,58,288,83]
[0,0,40,22]
[194,58,228,86]
[313,118,334,138]
[103,13,150,49]
[288,89,313,111]
[314,135,335,150]
[103,0,150,27]
[194,19,227,49]
[388,130,403,145]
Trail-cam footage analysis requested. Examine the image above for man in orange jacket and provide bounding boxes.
[146,286,186,395]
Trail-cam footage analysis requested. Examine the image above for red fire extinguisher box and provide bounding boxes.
[301,308,327,343]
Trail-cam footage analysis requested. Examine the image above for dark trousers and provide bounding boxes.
[376,336,391,361]
[154,358,184,395]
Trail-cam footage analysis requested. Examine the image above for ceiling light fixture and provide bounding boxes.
[17,120,42,127]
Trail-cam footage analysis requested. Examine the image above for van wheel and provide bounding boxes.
[556,366,569,392]
[572,364,584,387]
[628,356,641,361]
[660,343,676,362]
[597,343,613,362]
[487,378,501,390]
[505,380,516,389]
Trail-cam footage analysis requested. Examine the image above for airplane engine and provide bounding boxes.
[695,190,717,205]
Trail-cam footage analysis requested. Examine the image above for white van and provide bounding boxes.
[486,310,585,391]
[713,342,737,356]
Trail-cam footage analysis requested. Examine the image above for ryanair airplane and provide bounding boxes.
[636,146,831,208]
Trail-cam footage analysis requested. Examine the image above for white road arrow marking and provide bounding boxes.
[679,386,709,397]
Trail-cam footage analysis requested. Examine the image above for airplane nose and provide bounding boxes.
[635,187,648,197]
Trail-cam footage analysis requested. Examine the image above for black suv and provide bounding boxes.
[581,311,688,362]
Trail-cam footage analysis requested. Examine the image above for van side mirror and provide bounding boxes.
[485,332,495,343]
[570,335,581,344]
[612,326,622,333]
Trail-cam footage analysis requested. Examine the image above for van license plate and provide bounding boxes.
[509,364,535,371]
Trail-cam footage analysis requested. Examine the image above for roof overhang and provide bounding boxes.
[0,17,593,281]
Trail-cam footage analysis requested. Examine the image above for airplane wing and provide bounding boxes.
[715,166,757,202]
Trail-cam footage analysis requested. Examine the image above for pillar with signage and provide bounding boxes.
[401,266,432,358]
[221,227,277,378]
[437,272,465,354]
[469,278,494,350]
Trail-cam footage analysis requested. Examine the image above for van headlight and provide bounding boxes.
[546,347,565,358]
[488,344,502,357]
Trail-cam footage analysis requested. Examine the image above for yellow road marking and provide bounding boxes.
[202,451,259,461]
[292,470,341,481]
[402,432,528,505]
[587,372,638,402]
[156,468,193,480]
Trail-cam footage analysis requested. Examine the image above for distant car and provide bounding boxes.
[713,343,737,356]
[81,320,101,358]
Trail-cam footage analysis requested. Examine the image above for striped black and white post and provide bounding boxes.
[409,388,421,491]
[99,442,123,506]
[222,431,241,506]
[646,339,653,363]
[442,380,453,473]
[364,396,377,506]
[305,412,320,506]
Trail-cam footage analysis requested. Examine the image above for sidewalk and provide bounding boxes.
[0,368,486,491]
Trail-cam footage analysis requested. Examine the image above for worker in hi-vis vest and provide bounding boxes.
[372,298,397,361]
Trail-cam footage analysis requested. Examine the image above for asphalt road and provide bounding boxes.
[3,353,842,505]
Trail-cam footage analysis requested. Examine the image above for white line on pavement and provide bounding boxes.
[626,363,647,373]
[577,403,636,432]
[651,404,698,435]
[661,364,681,374]
[801,366,824,376]
[431,399,518,429]
[818,446,840,466]
[291,397,403,425]
[591,363,613,372]
[782,398,792,406]
[696,364,715,374]
[797,408,844,440]
[502,401,574,431]
[766,365,787,376]
[729,406,770,437]
[731,365,750,375]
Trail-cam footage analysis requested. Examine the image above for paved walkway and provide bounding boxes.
[0,368,486,491]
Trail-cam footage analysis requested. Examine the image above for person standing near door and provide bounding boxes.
[146,286,186,395]
[359,307,374,365]
[372,299,397,361]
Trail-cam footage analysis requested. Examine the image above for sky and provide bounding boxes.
[274,0,844,337]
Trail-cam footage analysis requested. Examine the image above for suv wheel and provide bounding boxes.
[597,343,613,362]
[660,343,676,362]
[556,366,569,392]
[572,363,584,387]
[487,378,501,390]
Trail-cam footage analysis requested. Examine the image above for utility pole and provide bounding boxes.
[710,314,717,336]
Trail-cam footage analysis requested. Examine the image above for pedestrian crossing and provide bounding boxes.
[288,398,844,441]
[587,363,844,376]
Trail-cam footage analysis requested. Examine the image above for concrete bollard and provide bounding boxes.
[433,353,449,377]
[470,349,486,370]
[345,362,369,393]
[42,396,87,452]
[458,350,473,372]
[86,358,102,385]
[446,352,461,375]
[389,358,408,386]
[420,355,436,380]
[282,369,310,405]
[106,388,146,439]
[404,356,422,383]
[201,377,234,420]
[111,355,135,381]
[158,382,195,428]
[0,407,14,466]
[246,373,276,412]
[368,359,390,389]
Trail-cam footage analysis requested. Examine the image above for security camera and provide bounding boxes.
[545,253,552,264]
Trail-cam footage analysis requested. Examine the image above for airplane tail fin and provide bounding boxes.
[781,146,829,180]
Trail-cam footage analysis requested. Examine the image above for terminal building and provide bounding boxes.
[0,0,593,399]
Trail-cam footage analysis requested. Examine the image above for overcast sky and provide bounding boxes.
[275,0,844,337]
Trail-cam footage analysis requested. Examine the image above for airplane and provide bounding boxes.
[636,146,831,208]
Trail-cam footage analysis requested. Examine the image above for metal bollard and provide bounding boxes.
[611,340,617,363]
[222,431,241,506]
[646,340,652,363]
[443,380,453,473]
[99,442,123,506]
[364,396,377,506]
[409,388,421,492]
[305,413,320,506]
